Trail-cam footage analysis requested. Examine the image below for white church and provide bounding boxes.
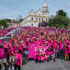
[21,2,49,27]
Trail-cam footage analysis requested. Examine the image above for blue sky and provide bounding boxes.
[0,0,70,19]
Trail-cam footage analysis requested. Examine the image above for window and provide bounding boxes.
[31,24,33,26]
[31,17,33,21]
[36,17,38,20]
[39,18,40,21]
[42,18,43,21]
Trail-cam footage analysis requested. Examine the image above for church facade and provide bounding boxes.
[21,2,49,27]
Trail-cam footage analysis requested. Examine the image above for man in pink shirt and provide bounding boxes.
[0,44,7,70]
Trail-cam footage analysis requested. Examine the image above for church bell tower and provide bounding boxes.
[43,0,49,14]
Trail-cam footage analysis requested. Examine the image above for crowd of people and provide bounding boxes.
[0,27,18,37]
[0,28,7,37]
[0,26,70,70]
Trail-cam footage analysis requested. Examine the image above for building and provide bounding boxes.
[21,2,49,27]
[8,21,19,28]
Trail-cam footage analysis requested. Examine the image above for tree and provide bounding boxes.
[67,18,70,29]
[48,18,54,27]
[56,10,67,17]
[48,15,68,29]
[0,19,9,29]
[5,19,12,22]
[48,10,69,29]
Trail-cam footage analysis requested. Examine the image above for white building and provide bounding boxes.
[21,2,49,27]
[8,21,19,28]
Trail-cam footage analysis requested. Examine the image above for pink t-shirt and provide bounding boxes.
[15,53,22,65]
[0,48,6,59]
[60,44,64,50]
[53,43,58,50]
[46,50,53,55]
[68,45,70,53]
[9,46,14,56]
[65,48,69,55]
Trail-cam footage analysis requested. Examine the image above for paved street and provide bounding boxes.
[1,59,70,70]
[57,59,70,70]
[22,60,66,70]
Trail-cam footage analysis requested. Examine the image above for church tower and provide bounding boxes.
[42,0,49,14]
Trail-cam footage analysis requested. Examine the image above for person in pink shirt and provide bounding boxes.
[45,54,48,62]
[64,43,69,60]
[14,49,22,70]
[34,49,38,62]
[68,42,70,60]
[59,42,65,59]
[65,42,70,60]
[8,42,15,70]
[37,49,41,62]
[34,48,40,62]
[53,42,58,58]
[40,49,45,62]
[46,47,54,62]
[0,44,8,70]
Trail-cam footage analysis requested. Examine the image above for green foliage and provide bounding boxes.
[49,16,69,28]
[5,19,12,22]
[56,10,67,17]
[0,19,9,28]
[48,10,69,29]
[67,19,70,28]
